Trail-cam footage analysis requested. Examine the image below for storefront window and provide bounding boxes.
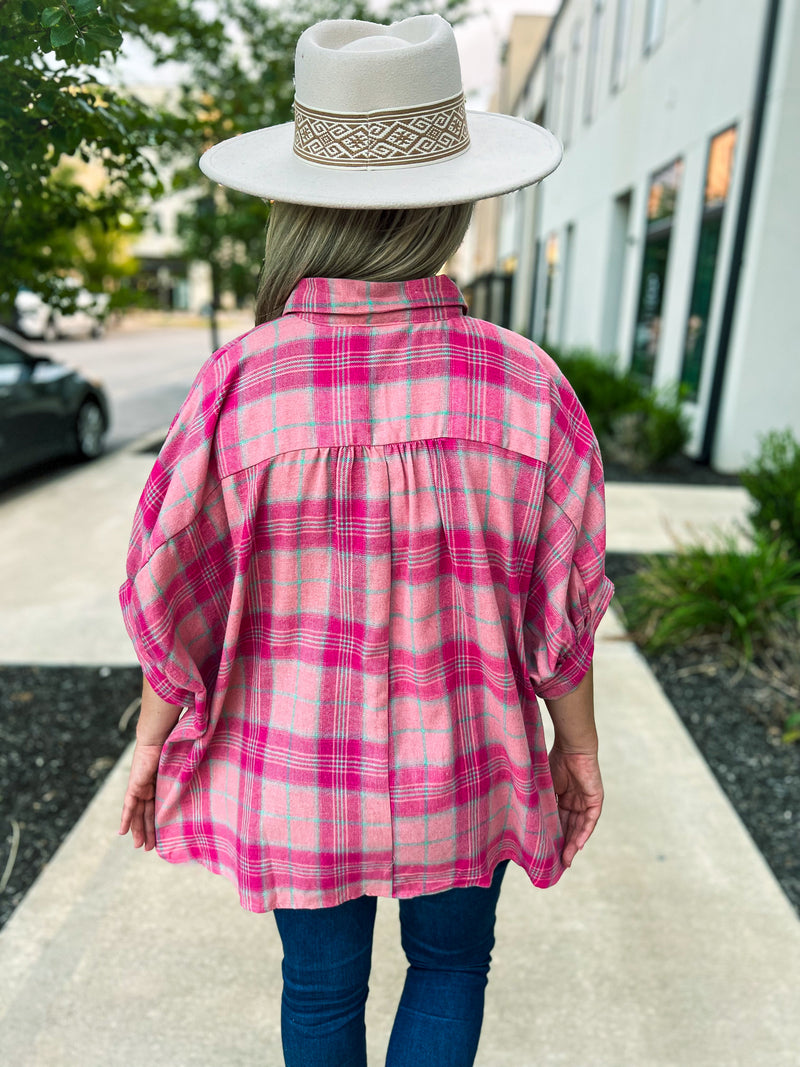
[631,157,684,383]
[680,126,738,399]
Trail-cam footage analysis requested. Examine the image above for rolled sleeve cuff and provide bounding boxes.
[119,580,193,709]
[139,661,190,708]
[534,576,615,701]
[534,626,596,700]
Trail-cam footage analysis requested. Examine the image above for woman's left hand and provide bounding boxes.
[118,742,163,851]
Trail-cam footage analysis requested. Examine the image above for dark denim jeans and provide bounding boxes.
[272,860,509,1067]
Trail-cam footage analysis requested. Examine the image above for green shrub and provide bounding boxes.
[549,348,690,470]
[547,348,640,437]
[623,531,800,661]
[739,429,800,555]
[608,388,690,471]
[784,710,800,744]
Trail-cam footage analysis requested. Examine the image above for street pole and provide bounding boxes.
[198,192,221,353]
[209,256,221,353]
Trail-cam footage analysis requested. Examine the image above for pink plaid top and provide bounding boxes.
[120,276,613,912]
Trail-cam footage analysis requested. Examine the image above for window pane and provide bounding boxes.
[0,341,26,366]
[631,158,684,383]
[705,125,737,206]
[680,127,738,399]
[647,157,683,223]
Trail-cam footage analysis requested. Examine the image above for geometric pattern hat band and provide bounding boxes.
[293,91,470,169]
[197,15,563,207]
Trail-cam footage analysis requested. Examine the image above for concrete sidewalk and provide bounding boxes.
[1,447,798,1066]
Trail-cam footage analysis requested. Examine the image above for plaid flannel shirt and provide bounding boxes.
[120,275,613,912]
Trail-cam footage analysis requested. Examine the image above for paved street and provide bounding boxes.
[28,312,253,451]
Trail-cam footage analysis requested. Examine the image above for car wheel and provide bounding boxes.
[75,399,106,460]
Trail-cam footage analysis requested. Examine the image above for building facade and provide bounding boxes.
[458,0,799,472]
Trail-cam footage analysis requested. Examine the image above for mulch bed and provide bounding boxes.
[0,666,141,930]
[605,553,800,917]
[603,454,741,486]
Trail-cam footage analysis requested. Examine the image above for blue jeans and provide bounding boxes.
[273,860,509,1067]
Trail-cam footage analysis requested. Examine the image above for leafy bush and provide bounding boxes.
[603,388,690,472]
[739,429,800,555]
[783,710,800,745]
[545,349,640,437]
[623,531,800,662]
[546,347,690,471]
[631,389,690,467]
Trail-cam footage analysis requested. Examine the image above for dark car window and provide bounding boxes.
[0,340,27,365]
[0,339,30,386]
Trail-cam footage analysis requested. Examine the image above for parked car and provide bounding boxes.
[14,286,110,341]
[0,325,110,480]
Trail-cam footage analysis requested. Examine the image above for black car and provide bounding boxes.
[0,325,110,480]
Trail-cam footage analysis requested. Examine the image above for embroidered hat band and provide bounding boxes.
[293,92,470,170]
[198,15,563,208]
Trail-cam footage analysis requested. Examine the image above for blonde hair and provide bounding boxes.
[255,201,474,325]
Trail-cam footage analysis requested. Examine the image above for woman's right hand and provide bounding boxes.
[548,747,604,868]
[118,741,162,851]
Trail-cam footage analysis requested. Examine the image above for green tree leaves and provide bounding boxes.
[41,8,64,27]
[2,0,470,319]
[50,23,75,47]
[30,2,123,60]
[0,0,159,315]
[154,0,470,310]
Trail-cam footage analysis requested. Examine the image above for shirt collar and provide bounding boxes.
[282,276,468,326]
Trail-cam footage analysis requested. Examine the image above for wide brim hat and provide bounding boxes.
[199,14,562,209]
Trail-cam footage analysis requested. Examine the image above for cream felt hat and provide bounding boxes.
[199,14,562,208]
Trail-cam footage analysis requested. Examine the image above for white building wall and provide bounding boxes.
[713,0,800,470]
[496,189,524,265]
[497,0,799,469]
[508,182,540,334]
[509,60,550,336]
[613,183,646,366]
[680,117,751,454]
[561,199,606,349]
